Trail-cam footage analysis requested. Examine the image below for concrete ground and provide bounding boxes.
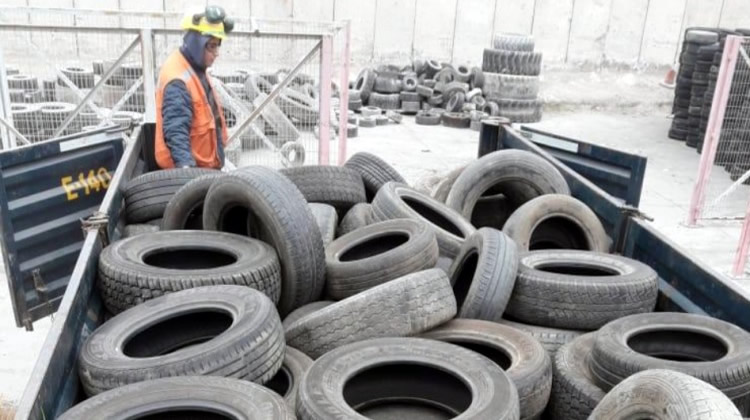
[3,67,749,409]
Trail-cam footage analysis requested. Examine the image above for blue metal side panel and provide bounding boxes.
[0,130,123,329]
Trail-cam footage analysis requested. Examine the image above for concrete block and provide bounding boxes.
[639,0,686,66]
[413,0,457,62]
[604,0,648,65]
[292,0,334,22]
[374,0,417,64]
[253,0,293,19]
[530,0,574,64]
[494,0,535,35]
[719,0,750,30]
[567,0,611,65]
[452,0,495,66]
[335,0,377,64]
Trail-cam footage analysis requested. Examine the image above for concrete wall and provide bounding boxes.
[4,0,750,68]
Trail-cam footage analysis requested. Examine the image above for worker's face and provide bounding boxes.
[204,38,221,67]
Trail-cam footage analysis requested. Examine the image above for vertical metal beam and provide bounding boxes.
[318,34,333,165]
[0,45,13,149]
[140,28,157,124]
[687,35,740,225]
[338,21,351,165]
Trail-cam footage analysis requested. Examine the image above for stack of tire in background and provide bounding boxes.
[481,33,542,123]
[56,148,750,419]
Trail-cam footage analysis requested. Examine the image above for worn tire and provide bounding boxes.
[547,333,606,420]
[282,300,335,331]
[264,346,314,411]
[79,286,285,395]
[336,202,373,237]
[590,312,750,412]
[374,75,401,93]
[506,251,658,330]
[296,337,519,420]
[309,203,338,247]
[445,150,570,223]
[590,370,743,420]
[124,168,215,223]
[422,319,551,420]
[280,141,306,167]
[432,165,466,203]
[442,111,471,128]
[368,92,400,110]
[203,167,326,316]
[483,73,540,100]
[493,33,535,51]
[279,165,367,213]
[415,110,441,125]
[285,269,457,359]
[325,219,439,300]
[446,92,466,112]
[161,173,224,230]
[449,228,518,321]
[497,319,583,354]
[58,376,294,420]
[502,194,610,252]
[354,68,376,102]
[482,49,542,75]
[98,231,282,313]
[372,182,476,259]
[344,152,406,200]
[121,223,159,238]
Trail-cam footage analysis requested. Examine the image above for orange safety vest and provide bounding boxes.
[154,50,228,169]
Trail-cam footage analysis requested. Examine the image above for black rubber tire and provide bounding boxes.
[470,193,511,229]
[373,75,401,93]
[123,168,215,223]
[336,202,373,237]
[371,182,476,259]
[415,110,441,125]
[483,72,540,100]
[432,165,466,203]
[496,319,583,354]
[482,48,542,76]
[60,65,95,89]
[669,127,689,140]
[422,319,551,420]
[203,167,326,316]
[309,203,338,247]
[282,301,335,331]
[401,100,421,114]
[492,33,535,51]
[161,173,224,230]
[280,141,306,167]
[416,84,434,97]
[296,337,519,419]
[368,92,400,110]
[98,230,282,313]
[399,91,420,102]
[445,150,570,223]
[325,219,439,300]
[502,193,610,252]
[58,376,294,420]
[685,29,720,44]
[442,81,470,101]
[279,165,366,214]
[589,312,750,412]
[121,223,159,238]
[285,269,457,359]
[354,68,376,102]
[455,65,472,83]
[344,152,406,201]
[361,106,381,118]
[449,228,518,321]
[264,346,314,411]
[442,111,471,128]
[446,92,466,112]
[483,100,501,116]
[506,250,659,330]
[435,67,458,84]
[590,369,743,420]
[79,286,285,395]
[547,333,606,420]
[471,66,485,89]
[424,59,442,78]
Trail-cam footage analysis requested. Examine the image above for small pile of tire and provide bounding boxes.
[481,33,543,123]
[58,150,750,419]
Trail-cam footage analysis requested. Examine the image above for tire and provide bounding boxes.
[280,141,306,167]
[371,182,476,259]
[589,370,743,420]
[415,110,441,125]
[424,59,442,78]
[161,173,224,230]
[123,168,215,223]
[483,72,540,100]
[309,203,338,247]
[203,167,326,316]
[471,66,485,89]
[7,74,39,91]
[399,91,420,102]
[482,48,542,76]
[368,92,400,110]
[264,346,314,411]
[98,231,282,313]
[685,30,720,44]
[282,300,335,331]
[449,228,518,321]
[455,65,472,83]
[442,81,470,102]
[325,219,439,299]
[547,333,606,420]
[354,68,376,102]
[60,66,95,89]
[279,165,367,213]
[502,194,610,252]
[496,319,584,354]
[435,67,458,84]
[285,269,457,359]
[416,84,433,97]
[336,202,373,237]
[442,111,471,128]
[79,286,285,395]
[445,150,570,223]
[506,250,658,330]
[493,33,535,52]
[344,152,406,200]
[446,92,466,112]
[58,376,294,420]
[296,337,519,420]
[589,312,750,412]
[361,105,382,117]
[374,75,401,93]
[121,223,159,238]
[277,88,319,122]
[483,100,501,116]
[401,100,421,114]
[359,116,377,127]
[422,319,551,420]
[432,165,466,202]
[428,92,445,106]
[470,192,511,229]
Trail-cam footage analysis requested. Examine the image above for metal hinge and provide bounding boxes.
[26,268,53,331]
[81,211,110,247]
[620,205,654,222]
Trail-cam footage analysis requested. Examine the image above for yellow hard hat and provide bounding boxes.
[180,6,232,39]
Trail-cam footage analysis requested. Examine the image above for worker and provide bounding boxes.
[154,6,234,169]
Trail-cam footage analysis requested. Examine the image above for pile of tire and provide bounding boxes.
[481,33,543,123]
[58,150,750,419]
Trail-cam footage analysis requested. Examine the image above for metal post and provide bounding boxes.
[318,35,333,165]
[337,21,351,166]
[687,36,741,225]
[140,29,157,124]
[0,44,13,149]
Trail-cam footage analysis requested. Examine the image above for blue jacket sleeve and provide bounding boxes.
[162,80,195,167]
